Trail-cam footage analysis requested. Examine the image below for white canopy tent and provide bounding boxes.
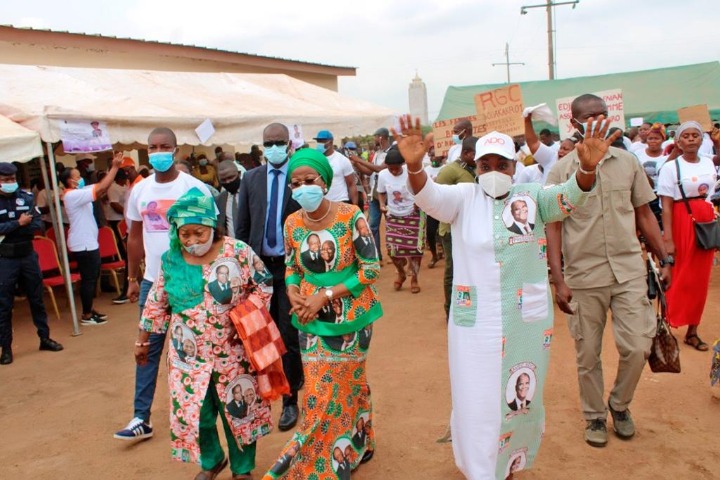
[0,64,396,146]
[0,64,395,337]
[0,115,80,335]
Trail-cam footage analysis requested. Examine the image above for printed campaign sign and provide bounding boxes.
[678,104,712,132]
[474,84,525,137]
[59,119,112,153]
[556,89,625,139]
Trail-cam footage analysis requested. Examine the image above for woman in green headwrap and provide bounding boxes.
[138,187,274,480]
[262,149,382,480]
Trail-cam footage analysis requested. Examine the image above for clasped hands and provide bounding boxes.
[288,288,327,325]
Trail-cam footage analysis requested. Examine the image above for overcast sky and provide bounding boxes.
[5,0,719,121]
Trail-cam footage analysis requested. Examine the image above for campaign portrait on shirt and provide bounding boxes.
[206,259,241,305]
[331,438,353,480]
[224,375,257,421]
[141,199,171,232]
[171,322,197,366]
[502,195,537,236]
[352,217,377,260]
[299,231,338,273]
[505,367,537,412]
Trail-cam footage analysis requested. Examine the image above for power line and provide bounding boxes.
[492,43,525,84]
[520,0,579,80]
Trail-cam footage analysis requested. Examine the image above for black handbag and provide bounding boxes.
[675,160,720,250]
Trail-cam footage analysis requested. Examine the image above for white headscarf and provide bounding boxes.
[676,120,704,138]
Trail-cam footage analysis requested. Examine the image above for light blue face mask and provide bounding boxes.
[0,182,18,194]
[291,184,324,212]
[265,145,289,166]
[198,159,208,166]
[76,177,86,189]
[315,142,327,153]
[452,134,462,145]
[149,151,175,172]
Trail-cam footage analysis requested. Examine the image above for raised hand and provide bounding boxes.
[575,115,622,171]
[390,114,425,168]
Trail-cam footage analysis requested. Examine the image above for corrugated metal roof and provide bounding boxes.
[1,24,356,71]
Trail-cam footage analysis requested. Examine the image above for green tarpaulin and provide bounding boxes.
[437,62,720,129]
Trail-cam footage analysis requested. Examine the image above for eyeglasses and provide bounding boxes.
[289,176,322,189]
[263,140,288,148]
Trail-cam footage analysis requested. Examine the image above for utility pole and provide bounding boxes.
[492,42,524,84]
[520,0,579,80]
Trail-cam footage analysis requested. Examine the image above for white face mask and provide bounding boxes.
[477,171,513,199]
[183,236,214,256]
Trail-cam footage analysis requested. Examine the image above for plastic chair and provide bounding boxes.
[117,219,128,239]
[46,225,78,271]
[32,237,80,321]
[98,226,125,295]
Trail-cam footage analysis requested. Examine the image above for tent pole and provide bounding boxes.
[37,152,59,244]
[44,143,81,336]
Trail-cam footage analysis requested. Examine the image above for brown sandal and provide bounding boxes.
[410,279,421,294]
[193,457,228,480]
[684,334,709,351]
[394,272,407,291]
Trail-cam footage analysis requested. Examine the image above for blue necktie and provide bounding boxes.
[267,169,280,248]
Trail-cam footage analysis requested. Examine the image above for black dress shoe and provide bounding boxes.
[0,347,13,365]
[278,404,299,431]
[39,337,64,352]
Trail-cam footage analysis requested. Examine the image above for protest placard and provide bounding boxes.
[556,89,625,139]
[630,117,644,127]
[432,115,488,157]
[678,104,712,132]
[473,84,525,137]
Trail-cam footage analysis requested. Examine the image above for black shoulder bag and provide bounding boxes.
[675,159,720,250]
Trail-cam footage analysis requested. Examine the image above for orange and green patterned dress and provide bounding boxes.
[263,203,382,480]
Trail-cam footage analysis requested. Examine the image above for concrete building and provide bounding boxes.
[0,25,355,91]
[408,72,429,125]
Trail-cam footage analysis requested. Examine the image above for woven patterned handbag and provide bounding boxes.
[647,264,681,374]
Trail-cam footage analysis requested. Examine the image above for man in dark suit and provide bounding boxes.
[333,447,352,480]
[508,373,532,411]
[352,417,367,448]
[215,159,242,238]
[236,123,303,431]
[300,233,325,273]
[353,217,377,259]
[507,199,535,235]
[207,264,233,304]
[226,385,248,419]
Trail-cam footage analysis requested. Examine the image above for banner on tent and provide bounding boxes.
[556,89,625,139]
[678,104,712,132]
[432,115,488,157]
[59,119,112,153]
[473,84,525,137]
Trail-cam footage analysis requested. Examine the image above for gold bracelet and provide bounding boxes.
[135,341,150,347]
[408,166,425,175]
[578,165,597,175]
[128,277,138,283]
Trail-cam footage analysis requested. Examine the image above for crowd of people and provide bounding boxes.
[1,93,720,480]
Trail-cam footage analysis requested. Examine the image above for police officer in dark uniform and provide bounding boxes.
[0,162,63,365]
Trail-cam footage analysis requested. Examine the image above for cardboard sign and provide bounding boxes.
[473,84,525,137]
[678,104,712,132]
[630,117,644,127]
[556,89,625,139]
[195,118,215,143]
[59,119,112,153]
[432,116,488,157]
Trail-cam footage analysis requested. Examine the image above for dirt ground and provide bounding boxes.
[2,252,719,480]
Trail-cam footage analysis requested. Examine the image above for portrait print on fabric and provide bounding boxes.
[299,330,318,351]
[505,449,528,478]
[505,363,538,414]
[503,194,537,237]
[270,439,301,476]
[207,258,242,307]
[170,322,197,368]
[224,375,258,422]
[324,331,357,353]
[351,412,371,449]
[352,216,377,260]
[331,437,354,480]
[249,253,272,292]
[300,231,338,273]
[318,297,344,324]
[141,199,172,232]
[358,325,373,350]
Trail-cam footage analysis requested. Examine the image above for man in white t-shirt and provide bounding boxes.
[60,152,123,325]
[313,130,357,204]
[114,127,213,442]
[539,129,561,153]
[629,122,652,154]
[447,118,473,162]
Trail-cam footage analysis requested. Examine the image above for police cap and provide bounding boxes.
[0,163,18,176]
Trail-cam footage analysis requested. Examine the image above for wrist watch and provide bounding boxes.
[659,255,675,267]
[324,288,333,303]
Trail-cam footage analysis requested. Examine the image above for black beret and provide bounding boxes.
[0,163,17,176]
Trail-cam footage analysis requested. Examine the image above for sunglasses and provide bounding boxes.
[289,176,322,189]
[263,140,288,148]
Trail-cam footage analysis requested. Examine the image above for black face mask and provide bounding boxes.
[221,177,240,195]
